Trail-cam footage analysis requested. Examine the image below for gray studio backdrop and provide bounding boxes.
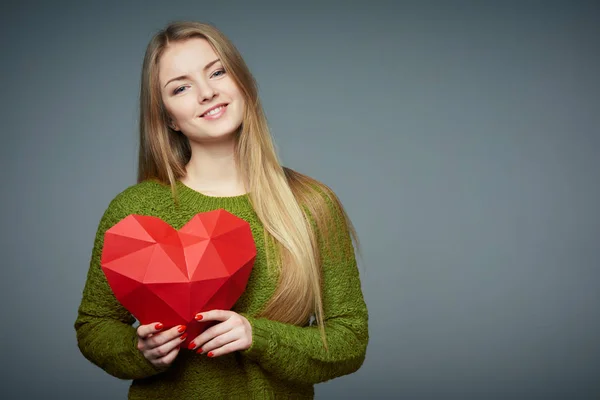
[1,1,599,399]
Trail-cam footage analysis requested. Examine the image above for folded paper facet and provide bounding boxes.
[101,209,256,348]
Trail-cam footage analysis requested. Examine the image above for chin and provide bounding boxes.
[187,127,241,143]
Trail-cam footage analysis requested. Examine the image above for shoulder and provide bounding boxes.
[110,179,168,206]
[284,167,358,259]
[283,167,341,209]
[283,167,352,235]
[101,179,172,222]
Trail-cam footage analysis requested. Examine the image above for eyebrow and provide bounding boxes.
[163,58,221,88]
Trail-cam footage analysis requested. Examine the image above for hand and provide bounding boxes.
[136,322,187,368]
[188,310,252,358]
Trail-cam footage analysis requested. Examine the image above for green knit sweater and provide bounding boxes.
[74,179,369,399]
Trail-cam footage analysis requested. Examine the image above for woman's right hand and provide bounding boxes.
[136,322,187,368]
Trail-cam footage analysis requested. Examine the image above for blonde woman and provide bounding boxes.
[74,21,369,399]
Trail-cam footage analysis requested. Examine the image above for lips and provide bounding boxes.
[200,103,228,117]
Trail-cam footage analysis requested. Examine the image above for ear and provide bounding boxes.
[168,119,180,131]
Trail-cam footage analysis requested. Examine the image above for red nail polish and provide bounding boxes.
[177,325,186,333]
[196,348,203,354]
[180,333,188,341]
[207,351,214,357]
[188,342,196,350]
[155,323,164,330]
[195,314,203,321]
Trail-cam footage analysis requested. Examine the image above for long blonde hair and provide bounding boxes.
[137,21,358,349]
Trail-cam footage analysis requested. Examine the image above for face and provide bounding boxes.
[158,38,245,142]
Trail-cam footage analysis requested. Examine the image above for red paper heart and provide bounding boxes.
[100,209,256,348]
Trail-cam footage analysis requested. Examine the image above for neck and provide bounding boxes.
[182,136,245,195]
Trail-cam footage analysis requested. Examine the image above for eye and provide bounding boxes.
[211,68,226,78]
[173,86,187,95]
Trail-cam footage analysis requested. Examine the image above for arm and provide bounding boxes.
[240,189,369,385]
[74,198,166,380]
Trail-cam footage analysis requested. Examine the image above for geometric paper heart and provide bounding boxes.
[101,209,256,349]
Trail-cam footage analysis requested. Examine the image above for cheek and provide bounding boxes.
[167,99,196,121]
[230,89,246,112]
[222,79,244,102]
[233,87,245,104]
[236,99,246,120]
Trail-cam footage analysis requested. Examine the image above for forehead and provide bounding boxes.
[158,37,218,84]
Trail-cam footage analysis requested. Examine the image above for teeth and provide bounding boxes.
[204,106,224,116]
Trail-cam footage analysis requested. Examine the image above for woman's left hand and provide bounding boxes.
[188,310,252,357]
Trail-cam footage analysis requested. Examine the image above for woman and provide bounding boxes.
[74,21,368,399]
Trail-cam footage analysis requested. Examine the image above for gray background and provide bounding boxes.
[1,0,599,399]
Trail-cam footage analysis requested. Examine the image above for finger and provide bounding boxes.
[188,322,232,351]
[195,330,238,355]
[139,324,187,351]
[202,339,244,358]
[153,344,181,368]
[150,333,187,360]
[137,322,165,339]
[195,309,231,323]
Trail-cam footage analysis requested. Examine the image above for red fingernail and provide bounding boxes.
[207,351,214,357]
[177,325,186,333]
[155,323,164,330]
[188,341,196,350]
[180,333,188,341]
[195,314,203,321]
[196,348,203,354]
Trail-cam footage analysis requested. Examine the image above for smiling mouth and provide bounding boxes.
[201,104,228,117]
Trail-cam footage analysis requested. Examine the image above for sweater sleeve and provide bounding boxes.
[240,188,369,385]
[74,197,167,380]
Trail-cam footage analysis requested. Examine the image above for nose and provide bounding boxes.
[197,82,217,103]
